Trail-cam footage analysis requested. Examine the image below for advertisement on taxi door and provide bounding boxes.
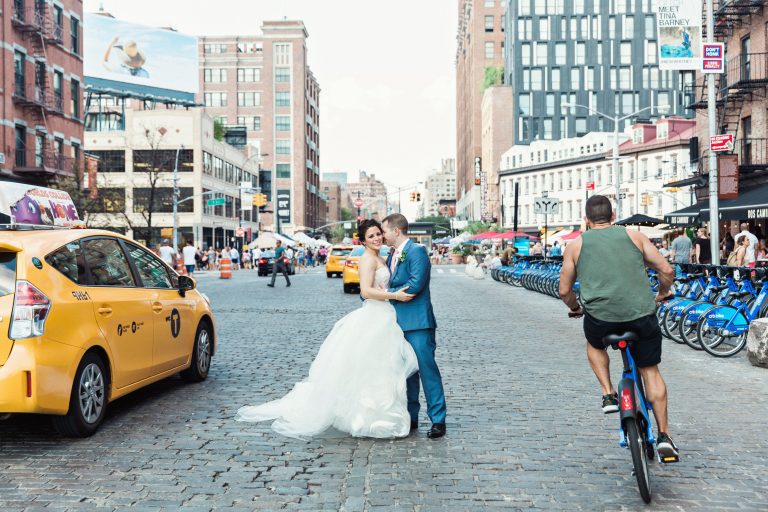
[0,183,80,227]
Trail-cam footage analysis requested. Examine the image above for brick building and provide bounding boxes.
[1,0,84,185]
[346,171,388,221]
[681,2,768,239]
[455,0,506,219]
[320,179,341,225]
[198,20,323,233]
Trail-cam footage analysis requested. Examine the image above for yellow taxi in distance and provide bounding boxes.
[342,245,390,294]
[325,245,353,278]
[0,228,216,437]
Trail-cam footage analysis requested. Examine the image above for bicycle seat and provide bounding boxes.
[732,291,754,299]
[602,331,640,349]
[712,285,728,292]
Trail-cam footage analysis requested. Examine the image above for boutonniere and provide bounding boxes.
[398,251,407,263]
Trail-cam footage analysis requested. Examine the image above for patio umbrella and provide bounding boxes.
[561,230,583,240]
[469,231,504,240]
[434,236,452,245]
[615,214,667,227]
[496,231,533,239]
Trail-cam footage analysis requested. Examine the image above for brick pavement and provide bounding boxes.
[1,265,767,511]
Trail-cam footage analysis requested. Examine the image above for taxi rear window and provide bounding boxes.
[0,252,16,296]
[331,248,351,256]
[46,242,87,284]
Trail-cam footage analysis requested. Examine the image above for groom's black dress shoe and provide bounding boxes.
[427,423,446,439]
[410,421,418,431]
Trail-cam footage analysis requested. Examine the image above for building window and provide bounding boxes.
[485,41,494,59]
[70,16,79,54]
[237,116,261,131]
[71,79,80,119]
[484,0,495,6]
[485,15,494,32]
[623,15,634,39]
[575,42,586,65]
[539,18,549,39]
[204,92,227,107]
[237,68,260,82]
[645,15,655,38]
[204,68,227,82]
[555,43,566,65]
[237,42,261,54]
[275,67,291,83]
[275,116,291,131]
[521,43,531,66]
[275,92,290,107]
[551,68,561,89]
[237,92,261,106]
[15,125,26,166]
[646,41,657,64]
[204,43,227,54]
[53,71,63,111]
[619,66,631,88]
[133,149,193,172]
[620,42,632,64]
[274,43,291,65]
[13,51,25,96]
[90,150,127,173]
[276,140,291,155]
[276,163,291,178]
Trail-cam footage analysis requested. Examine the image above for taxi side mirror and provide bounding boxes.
[178,274,195,296]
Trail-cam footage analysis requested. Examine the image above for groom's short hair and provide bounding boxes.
[383,213,408,234]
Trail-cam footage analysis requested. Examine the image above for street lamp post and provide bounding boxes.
[172,145,184,251]
[561,103,670,220]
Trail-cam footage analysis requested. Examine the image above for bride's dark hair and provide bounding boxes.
[358,219,382,244]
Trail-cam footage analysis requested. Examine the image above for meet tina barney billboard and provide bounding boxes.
[84,13,199,102]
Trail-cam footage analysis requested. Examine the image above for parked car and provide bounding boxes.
[0,227,216,437]
[326,245,354,278]
[342,246,390,293]
[257,250,296,276]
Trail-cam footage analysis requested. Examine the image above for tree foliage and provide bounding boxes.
[340,207,355,221]
[213,118,226,142]
[482,66,505,91]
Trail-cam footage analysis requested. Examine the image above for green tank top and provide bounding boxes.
[576,226,656,322]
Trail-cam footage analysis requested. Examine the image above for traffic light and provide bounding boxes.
[410,192,416,202]
[640,192,652,206]
[415,193,421,202]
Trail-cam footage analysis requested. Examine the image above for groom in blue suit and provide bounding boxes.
[382,213,447,438]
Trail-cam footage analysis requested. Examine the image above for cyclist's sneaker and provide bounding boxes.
[601,393,619,414]
[657,432,680,463]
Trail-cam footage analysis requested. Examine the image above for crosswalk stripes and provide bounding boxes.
[436,269,445,274]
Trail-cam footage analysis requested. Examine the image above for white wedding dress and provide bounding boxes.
[236,266,419,439]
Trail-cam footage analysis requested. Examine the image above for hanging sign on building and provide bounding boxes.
[717,154,739,199]
[656,0,701,70]
[701,42,725,74]
[474,157,481,186]
[276,189,291,226]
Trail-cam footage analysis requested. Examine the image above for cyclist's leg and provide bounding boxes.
[638,365,668,434]
[586,343,615,395]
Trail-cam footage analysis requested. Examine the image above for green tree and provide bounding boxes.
[213,118,226,141]
[465,221,502,235]
[330,224,346,244]
[482,66,504,91]
[340,207,355,221]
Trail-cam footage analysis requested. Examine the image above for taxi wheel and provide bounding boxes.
[52,353,108,437]
[181,322,213,383]
[327,272,332,278]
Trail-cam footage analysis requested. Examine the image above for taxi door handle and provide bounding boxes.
[152,302,164,313]
[97,307,112,315]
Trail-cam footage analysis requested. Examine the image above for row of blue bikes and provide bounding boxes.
[491,257,768,358]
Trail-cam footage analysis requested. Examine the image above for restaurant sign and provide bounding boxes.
[717,154,738,199]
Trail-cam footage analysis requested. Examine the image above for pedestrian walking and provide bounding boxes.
[286,246,295,273]
[182,240,197,275]
[297,245,306,273]
[252,246,262,269]
[159,239,178,268]
[307,247,315,267]
[268,240,291,287]
[669,228,692,277]
[693,227,711,264]
[207,247,217,271]
[230,246,240,270]
[243,248,251,269]
[737,223,759,269]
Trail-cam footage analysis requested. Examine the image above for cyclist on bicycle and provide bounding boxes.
[559,195,679,460]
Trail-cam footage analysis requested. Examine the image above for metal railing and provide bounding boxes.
[725,52,768,89]
[736,138,768,168]
[14,148,75,174]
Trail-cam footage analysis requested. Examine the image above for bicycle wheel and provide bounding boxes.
[661,307,685,344]
[700,310,749,358]
[624,417,652,503]
[678,305,703,350]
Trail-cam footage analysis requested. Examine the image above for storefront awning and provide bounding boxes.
[664,203,703,225]
[700,183,768,221]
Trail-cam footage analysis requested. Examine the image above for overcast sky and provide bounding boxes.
[85,0,457,212]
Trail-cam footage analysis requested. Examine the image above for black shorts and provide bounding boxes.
[583,313,662,368]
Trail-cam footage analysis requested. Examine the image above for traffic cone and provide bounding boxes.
[219,257,232,279]
[176,259,187,275]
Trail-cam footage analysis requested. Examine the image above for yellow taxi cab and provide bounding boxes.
[325,244,353,278]
[342,245,390,294]
[0,185,215,437]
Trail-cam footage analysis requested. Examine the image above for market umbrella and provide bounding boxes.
[561,230,583,240]
[615,214,667,227]
[434,236,452,245]
[496,231,533,239]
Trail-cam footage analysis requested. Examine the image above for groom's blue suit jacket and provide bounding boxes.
[386,239,437,332]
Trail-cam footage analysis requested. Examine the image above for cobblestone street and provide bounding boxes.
[2,265,767,511]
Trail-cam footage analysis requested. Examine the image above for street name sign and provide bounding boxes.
[534,197,561,215]
[710,134,734,152]
[207,197,226,206]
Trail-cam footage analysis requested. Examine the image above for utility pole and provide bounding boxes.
[356,190,362,219]
[171,145,183,250]
[706,0,721,262]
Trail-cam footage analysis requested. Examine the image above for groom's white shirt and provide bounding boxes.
[390,239,409,275]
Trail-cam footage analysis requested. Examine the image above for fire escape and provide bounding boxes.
[10,0,73,179]
[683,0,767,200]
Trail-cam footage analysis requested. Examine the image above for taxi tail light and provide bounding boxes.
[345,260,357,268]
[10,281,51,339]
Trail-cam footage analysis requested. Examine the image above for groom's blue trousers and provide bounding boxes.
[403,328,446,424]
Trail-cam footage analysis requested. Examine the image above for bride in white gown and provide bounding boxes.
[236,219,419,439]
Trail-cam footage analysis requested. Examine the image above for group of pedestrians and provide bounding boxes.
[659,223,767,270]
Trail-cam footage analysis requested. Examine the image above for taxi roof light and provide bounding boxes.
[10,280,51,339]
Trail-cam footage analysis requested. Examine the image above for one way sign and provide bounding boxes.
[534,197,561,215]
